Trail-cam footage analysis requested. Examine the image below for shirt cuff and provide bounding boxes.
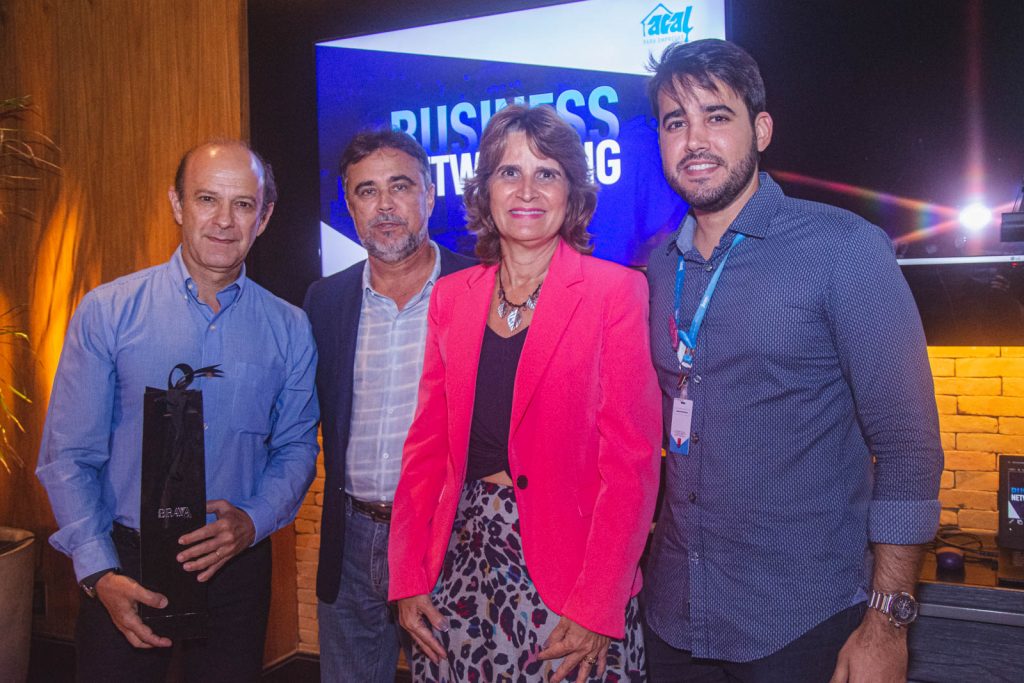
[868,498,940,545]
[64,534,121,583]
[235,500,272,545]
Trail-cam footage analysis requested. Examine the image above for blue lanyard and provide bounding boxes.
[674,232,745,368]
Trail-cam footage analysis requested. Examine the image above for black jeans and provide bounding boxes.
[75,524,272,683]
[644,603,867,683]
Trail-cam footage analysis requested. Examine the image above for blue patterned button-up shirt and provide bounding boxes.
[643,173,942,661]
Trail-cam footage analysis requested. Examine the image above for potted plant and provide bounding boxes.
[0,95,58,683]
[0,313,36,683]
[0,527,35,683]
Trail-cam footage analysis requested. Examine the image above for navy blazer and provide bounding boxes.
[303,244,476,603]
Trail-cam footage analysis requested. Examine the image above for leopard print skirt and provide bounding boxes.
[411,479,646,682]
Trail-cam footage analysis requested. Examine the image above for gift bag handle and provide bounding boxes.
[168,363,224,390]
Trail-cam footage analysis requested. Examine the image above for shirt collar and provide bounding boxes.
[362,240,442,299]
[170,246,247,302]
[668,172,783,255]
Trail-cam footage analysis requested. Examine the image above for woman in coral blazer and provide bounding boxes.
[388,105,661,683]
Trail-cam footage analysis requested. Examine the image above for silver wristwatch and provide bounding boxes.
[868,590,919,628]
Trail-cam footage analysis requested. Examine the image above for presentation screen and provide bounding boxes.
[316,0,727,276]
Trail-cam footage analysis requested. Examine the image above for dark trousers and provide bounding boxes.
[75,524,272,683]
[644,603,867,683]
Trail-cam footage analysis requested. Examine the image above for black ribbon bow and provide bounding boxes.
[168,363,224,390]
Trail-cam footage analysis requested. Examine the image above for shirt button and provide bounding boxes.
[382,452,390,460]
[516,475,528,489]
[704,264,713,272]
[209,324,216,331]
[691,432,700,444]
[203,423,209,430]
[692,374,702,384]
[689,492,697,503]
[387,408,395,415]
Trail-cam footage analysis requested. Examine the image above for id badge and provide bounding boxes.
[668,398,693,455]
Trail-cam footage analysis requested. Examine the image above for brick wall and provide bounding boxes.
[295,456,324,652]
[931,346,1024,532]
[291,345,1023,653]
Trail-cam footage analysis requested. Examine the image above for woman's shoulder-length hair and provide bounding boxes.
[463,104,598,265]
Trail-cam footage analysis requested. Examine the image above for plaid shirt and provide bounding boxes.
[345,243,441,502]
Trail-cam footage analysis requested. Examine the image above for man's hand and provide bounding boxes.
[830,610,907,683]
[537,616,611,683]
[95,572,171,649]
[397,594,448,664]
[832,541,924,682]
[176,499,256,582]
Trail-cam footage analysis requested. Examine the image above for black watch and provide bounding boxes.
[79,568,118,599]
[868,590,919,628]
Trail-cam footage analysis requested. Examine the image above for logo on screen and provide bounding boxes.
[1012,486,1024,516]
[642,4,694,44]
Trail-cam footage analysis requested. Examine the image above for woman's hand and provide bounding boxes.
[397,594,449,664]
[537,616,611,683]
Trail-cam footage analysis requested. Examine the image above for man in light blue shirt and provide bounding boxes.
[37,140,319,682]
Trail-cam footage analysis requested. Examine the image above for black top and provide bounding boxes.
[466,325,528,481]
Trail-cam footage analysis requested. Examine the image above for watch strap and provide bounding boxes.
[868,589,893,614]
[79,567,118,598]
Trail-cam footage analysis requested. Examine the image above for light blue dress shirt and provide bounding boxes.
[37,248,320,581]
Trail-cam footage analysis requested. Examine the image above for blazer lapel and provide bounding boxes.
[335,267,364,406]
[446,265,495,478]
[510,240,583,438]
[329,266,366,454]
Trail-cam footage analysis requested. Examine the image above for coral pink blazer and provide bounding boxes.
[388,239,661,638]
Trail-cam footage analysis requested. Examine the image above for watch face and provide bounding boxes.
[890,593,919,625]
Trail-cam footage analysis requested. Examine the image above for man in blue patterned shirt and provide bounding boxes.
[37,140,320,681]
[642,40,942,682]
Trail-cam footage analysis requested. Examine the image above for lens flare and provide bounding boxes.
[959,202,992,232]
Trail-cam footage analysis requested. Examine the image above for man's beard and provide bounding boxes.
[362,215,428,263]
[669,140,759,213]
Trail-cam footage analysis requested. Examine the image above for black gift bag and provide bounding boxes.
[138,363,221,640]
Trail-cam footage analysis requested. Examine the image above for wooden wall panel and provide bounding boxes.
[1,0,299,663]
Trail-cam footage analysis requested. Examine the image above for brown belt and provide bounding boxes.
[350,497,392,523]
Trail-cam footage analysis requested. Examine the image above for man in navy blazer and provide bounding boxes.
[303,130,474,683]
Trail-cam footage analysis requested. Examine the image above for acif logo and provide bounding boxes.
[641,4,694,43]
